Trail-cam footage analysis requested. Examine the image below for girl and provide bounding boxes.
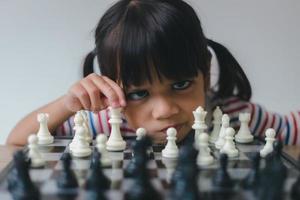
[7,0,299,146]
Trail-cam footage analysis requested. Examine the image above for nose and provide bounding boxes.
[152,96,180,120]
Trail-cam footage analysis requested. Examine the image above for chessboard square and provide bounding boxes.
[147,160,157,169]
[41,152,63,161]
[153,145,165,152]
[123,152,132,160]
[49,139,71,146]
[157,169,167,179]
[228,168,249,179]
[29,169,52,182]
[107,190,124,200]
[103,169,123,181]
[236,144,261,152]
[154,152,163,160]
[38,146,66,153]
[120,179,134,191]
[108,152,124,160]
[40,179,58,194]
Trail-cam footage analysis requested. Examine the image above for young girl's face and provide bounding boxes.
[123,72,206,144]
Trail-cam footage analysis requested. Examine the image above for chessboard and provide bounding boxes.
[0,136,299,200]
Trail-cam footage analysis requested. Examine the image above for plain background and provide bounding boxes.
[0,0,299,144]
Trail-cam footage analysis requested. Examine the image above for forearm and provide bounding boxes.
[6,95,75,146]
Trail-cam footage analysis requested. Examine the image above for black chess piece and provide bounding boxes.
[241,152,261,189]
[125,136,161,200]
[85,150,110,192]
[212,153,234,189]
[256,140,287,200]
[7,150,40,200]
[124,140,138,177]
[291,175,300,200]
[56,152,78,189]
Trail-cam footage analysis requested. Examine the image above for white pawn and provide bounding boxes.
[28,134,45,167]
[79,110,92,143]
[96,134,112,166]
[106,107,126,151]
[136,127,146,140]
[162,128,179,158]
[192,106,207,148]
[69,112,85,151]
[235,113,254,143]
[71,126,92,158]
[209,106,223,143]
[215,114,230,149]
[36,113,54,145]
[260,128,276,158]
[220,127,239,158]
[197,133,214,166]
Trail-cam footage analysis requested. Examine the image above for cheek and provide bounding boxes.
[123,104,148,129]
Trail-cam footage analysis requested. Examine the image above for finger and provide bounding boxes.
[72,84,91,110]
[102,76,126,107]
[80,78,105,111]
[90,76,120,107]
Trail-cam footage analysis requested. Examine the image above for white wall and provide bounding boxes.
[0,0,299,144]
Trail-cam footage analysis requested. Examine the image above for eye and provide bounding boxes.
[172,80,192,90]
[126,90,149,101]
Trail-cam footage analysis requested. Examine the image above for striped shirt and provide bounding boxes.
[55,96,300,145]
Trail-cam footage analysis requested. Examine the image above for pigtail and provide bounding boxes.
[83,50,96,77]
[207,39,252,101]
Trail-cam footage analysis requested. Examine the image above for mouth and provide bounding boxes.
[159,123,184,133]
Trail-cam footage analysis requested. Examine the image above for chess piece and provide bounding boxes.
[260,128,276,158]
[56,153,78,189]
[79,110,92,143]
[192,106,207,148]
[162,157,177,183]
[235,113,254,143]
[71,125,92,158]
[27,134,45,168]
[215,114,230,149]
[86,150,110,192]
[242,152,261,189]
[106,107,126,151]
[220,127,239,158]
[7,150,41,200]
[197,133,214,166]
[209,106,223,143]
[69,112,85,151]
[162,128,179,158]
[212,153,234,189]
[136,127,146,140]
[36,113,54,145]
[96,134,111,166]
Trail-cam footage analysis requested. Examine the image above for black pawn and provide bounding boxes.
[56,152,78,189]
[124,140,138,177]
[125,136,161,200]
[85,150,110,192]
[212,153,234,189]
[7,150,40,200]
[242,152,261,189]
[291,175,300,200]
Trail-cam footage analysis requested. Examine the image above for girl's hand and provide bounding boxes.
[64,73,126,112]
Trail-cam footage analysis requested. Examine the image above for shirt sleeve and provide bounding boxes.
[55,109,135,137]
[220,96,300,145]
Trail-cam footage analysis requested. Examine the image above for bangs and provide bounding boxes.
[97,0,209,90]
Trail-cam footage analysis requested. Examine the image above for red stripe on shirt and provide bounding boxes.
[270,114,275,128]
[258,111,269,137]
[61,123,66,136]
[248,103,255,128]
[106,109,111,133]
[97,112,104,133]
[291,112,298,145]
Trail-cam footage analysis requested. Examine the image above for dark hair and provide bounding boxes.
[83,0,251,100]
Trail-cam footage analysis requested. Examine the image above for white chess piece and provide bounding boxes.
[215,114,230,149]
[235,113,254,143]
[136,127,146,140]
[36,113,54,145]
[192,106,207,148]
[162,128,179,158]
[260,128,276,158]
[220,127,239,158]
[209,106,223,143]
[197,133,214,166]
[79,110,92,143]
[28,134,45,167]
[71,125,92,157]
[69,112,85,151]
[96,134,112,166]
[106,107,126,151]
[162,158,177,183]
